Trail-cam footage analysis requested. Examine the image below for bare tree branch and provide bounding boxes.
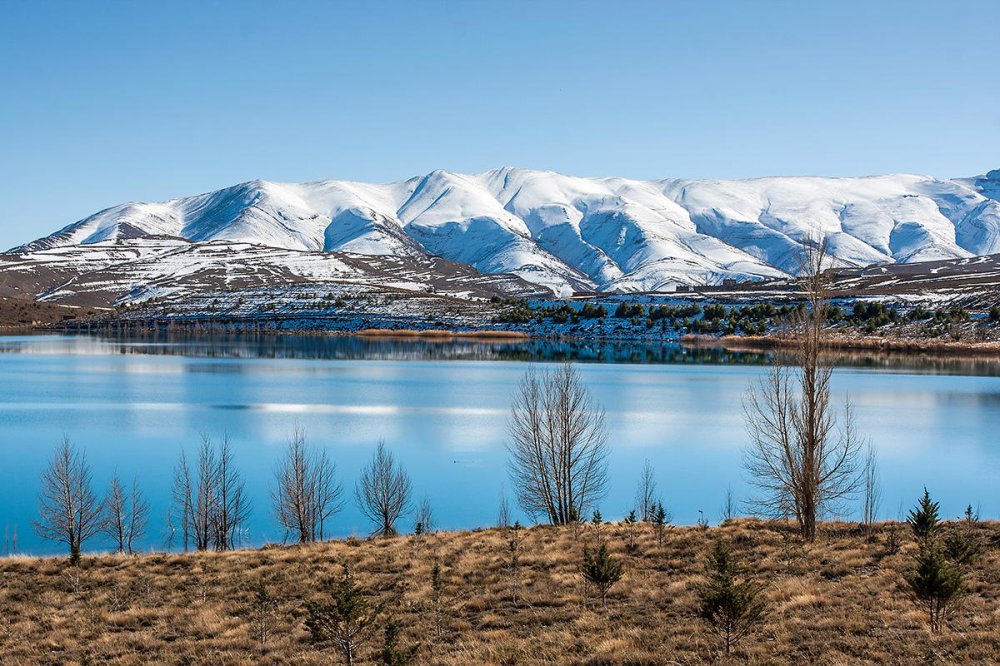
[507,364,609,525]
[743,241,861,540]
[35,437,103,564]
[355,441,411,537]
[103,473,148,555]
[273,427,344,544]
[171,433,251,551]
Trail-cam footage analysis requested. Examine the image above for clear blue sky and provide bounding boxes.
[2,0,998,248]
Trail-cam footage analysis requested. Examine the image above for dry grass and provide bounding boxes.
[1,520,999,665]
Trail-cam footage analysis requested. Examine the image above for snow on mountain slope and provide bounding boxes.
[16,167,1000,296]
[0,238,548,307]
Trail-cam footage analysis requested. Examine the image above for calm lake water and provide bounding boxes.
[1,333,998,555]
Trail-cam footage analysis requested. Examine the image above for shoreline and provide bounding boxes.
[33,316,1000,362]
[683,332,1000,358]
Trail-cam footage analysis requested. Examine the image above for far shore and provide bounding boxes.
[353,328,530,340]
[22,315,1000,362]
[682,332,1000,358]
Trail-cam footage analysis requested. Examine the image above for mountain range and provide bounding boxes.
[5,167,1000,304]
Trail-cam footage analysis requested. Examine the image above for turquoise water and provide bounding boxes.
[1,334,998,554]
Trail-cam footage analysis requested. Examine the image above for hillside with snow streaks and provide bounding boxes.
[19,168,1000,296]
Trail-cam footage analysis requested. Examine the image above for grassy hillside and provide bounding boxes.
[1,520,998,665]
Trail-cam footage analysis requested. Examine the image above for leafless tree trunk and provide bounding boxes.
[124,477,148,554]
[507,363,609,525]
[635,459,658,522]
[163,506,177,551]
[497,489,511,528]
[171,451,194,553]
[193,436,216,551]
[415,494,434,534]
[3,523,18,556]
[172,434,251,551]
[103,474,149,554]
[35,437,103,565]
[720,485,736,523]
[171,450,194,552]
[355,440,412,537]
[213,434,250,550]
[105,475,127,554]
[743,241,861,540]
[273,427,344,544]
[861,442,881,541]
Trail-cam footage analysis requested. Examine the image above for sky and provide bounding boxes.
[1,0,998,249]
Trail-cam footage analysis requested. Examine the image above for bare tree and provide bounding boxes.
[213,434,251,550]
[3,523,18,556]
[743,242,861,540]
[720,485,736,523]
[273,427,343,544]
[103,474,149,554]
[415,494,434,535]
[163,506,177,551]
[507,364,609,525]
[171,434,251,551]
[496,488,511,528]
[171,450,194,552]
[355,441,412,537]
[861,443,881,541]
[635,459,658,522]
[193,436,216,551]
[35,437,103,565]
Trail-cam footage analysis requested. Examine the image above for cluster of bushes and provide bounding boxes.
[849,301,900,328]
[492,298,534,324]
[537,303,577,324]
[686,303,804,336]
[579,302,607,319]
[492,294,1000,339]
[495,301,607,325]
[903,305,970,324]
[494,298,792,335]
[648,303,701,320]
[613,302,647,318]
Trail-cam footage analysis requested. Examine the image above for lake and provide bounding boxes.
[1,333,998,555]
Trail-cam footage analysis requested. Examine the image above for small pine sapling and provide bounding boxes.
[380,618,419,666]
[623,509,639,553]
[305,566,384,666]
[906,541,965,633]
[695,540,767,655]
[907,488,940,546]
[582,542,624,606]
[651,501,670,548]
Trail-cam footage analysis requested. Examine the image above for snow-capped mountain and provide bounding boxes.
[14,167,1000,297]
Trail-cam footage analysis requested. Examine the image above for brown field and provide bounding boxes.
[1,520,998,665]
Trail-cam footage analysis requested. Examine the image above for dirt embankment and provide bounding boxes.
[0,296,107,331]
